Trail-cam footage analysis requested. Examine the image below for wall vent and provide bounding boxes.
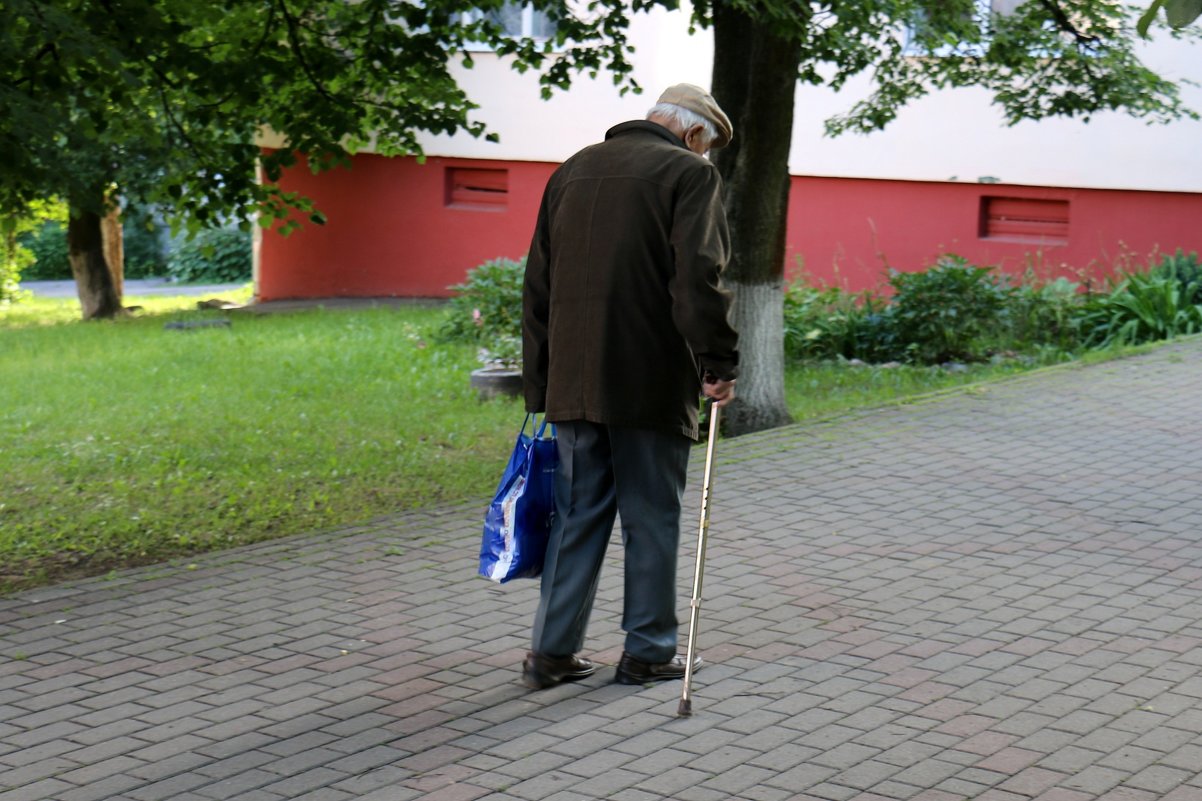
[446,168,508,210]
[980,196,1069,243]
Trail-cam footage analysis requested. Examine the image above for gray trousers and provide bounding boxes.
[531,420,691,663]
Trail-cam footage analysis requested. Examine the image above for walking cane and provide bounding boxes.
[678,400,720,717]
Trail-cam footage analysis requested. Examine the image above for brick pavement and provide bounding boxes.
[3,338,1202,801]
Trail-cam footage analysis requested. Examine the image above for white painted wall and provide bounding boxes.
[791,34,1202,192]
[416,5,1202,193]
[417,4,711,162]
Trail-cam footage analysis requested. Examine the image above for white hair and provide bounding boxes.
[647,102,719,148]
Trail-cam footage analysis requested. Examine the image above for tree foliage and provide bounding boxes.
[0,0,649,233]
[2,0,1196,428]
[1,200,66,303]
[2,0,1192,242]
[678,0,1196,433]
[1,0,659,318]
[689,0,1195,137]
[1140,0,1202,34]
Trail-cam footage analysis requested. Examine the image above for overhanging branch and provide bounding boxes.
[1036,0,1102,45]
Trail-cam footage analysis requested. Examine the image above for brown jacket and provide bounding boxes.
[522,120,739,440]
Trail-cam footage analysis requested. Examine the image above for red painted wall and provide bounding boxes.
[258,153,556,300]
[258,154,1202,300]
[786,177,1202,292]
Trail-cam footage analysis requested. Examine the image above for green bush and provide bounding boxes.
[438,257,524,365]
[887,256,1012,363]
[843,302,904,363]
[1004,275,1085,352]
[19,221,71,280]
[166,227,252,283]
[780,257,1200,366]
[1079,269,1202,347]
[1150,248,1202,305]
[17,209,169,281]
[783,283,898,363]
[782,284,846,360]
[123,205,168,278]
[1,234,29,303]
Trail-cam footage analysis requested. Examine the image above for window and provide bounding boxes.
[462,3,556,45]
[979,197,1069,244]
[446,167,508,210]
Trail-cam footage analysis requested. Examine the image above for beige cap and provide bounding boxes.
[656,84,733,149]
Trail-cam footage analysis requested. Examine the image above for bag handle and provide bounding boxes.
[522,413,554,440]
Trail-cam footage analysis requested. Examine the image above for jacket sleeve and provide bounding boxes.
[669,161,740,381]
[522,187,552,413]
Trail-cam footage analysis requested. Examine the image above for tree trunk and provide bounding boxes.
[1,227,22,302]
[102,204,124,299]
[710,3,803,435]
[68,201,124,320]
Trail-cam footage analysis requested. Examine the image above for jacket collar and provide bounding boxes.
[605,120,688,150]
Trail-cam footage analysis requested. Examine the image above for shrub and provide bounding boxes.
[123,205,168,278]
[17,208,170,281]
[843,300,905,363]
[1,230,30,303]
[1150,248,1202,305]
[782,284,846,360]
[783,283,899,363]
[439,257,524,365]
[1078,269,1202,347]
[166,227,252,283]
[1004,275,1085,352]
[19,221,72,280]
[887,255,1012,363]
[784,253,1202,366]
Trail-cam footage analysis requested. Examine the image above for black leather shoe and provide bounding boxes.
[614,651,702,685]
[521,652,597,689]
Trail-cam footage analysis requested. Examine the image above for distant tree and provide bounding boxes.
[0,0,644,319]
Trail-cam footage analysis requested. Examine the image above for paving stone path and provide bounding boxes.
[3,339,1202,801]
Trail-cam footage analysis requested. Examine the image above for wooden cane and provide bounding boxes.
[678,401,720,717]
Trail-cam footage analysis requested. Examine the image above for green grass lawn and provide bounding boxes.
[0,291,1090,593]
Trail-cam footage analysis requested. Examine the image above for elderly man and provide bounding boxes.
[521,84,740,689]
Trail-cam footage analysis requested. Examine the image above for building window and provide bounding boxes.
[462,3,557,45]
[446,167,508,210]
[979,196,1069,244]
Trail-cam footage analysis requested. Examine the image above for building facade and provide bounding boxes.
[256,5,1202,300]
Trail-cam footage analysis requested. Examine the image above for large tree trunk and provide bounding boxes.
[711,3,803,435]
[102,204,124,299]
[68,200,124,320]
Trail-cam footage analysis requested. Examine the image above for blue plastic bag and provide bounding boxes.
[479,415,558,583]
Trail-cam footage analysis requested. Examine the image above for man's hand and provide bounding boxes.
[702,376,736,407]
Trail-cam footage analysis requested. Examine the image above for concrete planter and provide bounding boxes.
[470,367,522,401]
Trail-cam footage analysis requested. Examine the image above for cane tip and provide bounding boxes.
[677,698,692,717]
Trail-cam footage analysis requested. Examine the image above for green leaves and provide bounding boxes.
[1166,0,1202,26]
[440,257,525,342]
[166,228,252,283]
[886,256,1013,364]
[438,257,525,367]
[1081,265,1202,346]
[0,0,649,239]
[784,249,1202,367]
[1,0,1194,265]
[822,0,1195,135]
[1139,0,1202,36]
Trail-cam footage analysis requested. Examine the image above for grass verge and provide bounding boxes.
[1,294,518,592]
[0,293,1116,593]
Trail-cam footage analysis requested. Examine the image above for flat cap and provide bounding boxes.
[656,84,733,149]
